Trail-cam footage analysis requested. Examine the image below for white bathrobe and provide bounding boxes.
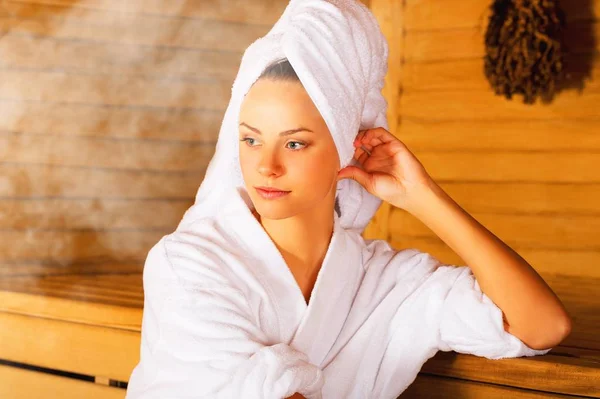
[125,186,551,399]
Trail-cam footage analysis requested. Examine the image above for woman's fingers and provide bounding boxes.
[357,150,370,165]
[358,127,396,148]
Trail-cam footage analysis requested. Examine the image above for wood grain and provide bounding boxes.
[0,364,126,399]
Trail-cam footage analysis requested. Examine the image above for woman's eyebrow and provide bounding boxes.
[239,122,314,136]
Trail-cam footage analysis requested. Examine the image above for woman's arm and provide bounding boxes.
[405,179,572,350]
[341,127,572,351]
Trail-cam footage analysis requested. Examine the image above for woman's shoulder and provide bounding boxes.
[144,217,247,294]
[362,239,440,275]
[361,239,476,291]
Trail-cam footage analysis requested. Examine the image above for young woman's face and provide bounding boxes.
[238,78,340,220]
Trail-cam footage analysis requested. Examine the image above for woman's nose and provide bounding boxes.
[257,149,283,177]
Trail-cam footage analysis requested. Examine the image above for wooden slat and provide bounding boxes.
[0,70,231,110]
[402,374,583,398]
[0,133,215,171]
[0,289,141,330]
[404,22,599,62]
[0,364,125,399]
[420,350,600,398]
[0,99,223,142]
[9,0,289,25]
[363,0,404,241]
[389,207,600,250]
[0,34,242,80]
[0,198,191,229]
[1,3,270,53]
[400,182,600,221]
[0,229,165,262]
[401,90,600,122]
[0,311,140,381]
[390,237,600,279]
[0,274,143,307]
[414,151,600,183]
[437,182,600,215]
[549,346,600,363]
[403,54,600,92]
[0,164,204,198]
[399,119,600,151]
[0,259,143,277]
[404,0,600,31]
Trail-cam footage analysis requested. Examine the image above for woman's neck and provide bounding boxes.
[252,204,335,284]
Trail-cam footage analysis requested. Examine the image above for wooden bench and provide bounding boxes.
[0,266,598,398]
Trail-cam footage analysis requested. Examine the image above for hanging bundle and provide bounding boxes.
[483,0,567,104]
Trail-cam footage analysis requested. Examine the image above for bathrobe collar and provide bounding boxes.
[222,186,364,367]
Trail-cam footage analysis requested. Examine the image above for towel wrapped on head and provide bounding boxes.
[179,0,390,235]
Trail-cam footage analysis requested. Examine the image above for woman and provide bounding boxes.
[126,1,571,398]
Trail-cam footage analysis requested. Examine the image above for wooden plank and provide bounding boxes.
[404,0,599,31]
[403,373,584,398]
[433,182,600,215]
[0,259,143,277]
[415,151,600,183]
[0,364,126,399]
[0,198,191,230]
[389,207,600,250]
[420,350,600,398]
[0,289,141,329]
[391,181,600,216]
[0,229,165,262]
[0,99,223,142]
[0,163,203,198]
[0,69,231,110]
[7,0,371,25]
[401,90,600,121]
[390,237,600,279]
[0,34,242,80]
[1,3,270,53]
[0,133,215,172]
[0,311,140,381]
[363,0,404,241]
[457,352,600,396]
[9,0,289,25]
[404,22,599,62]
[403,54,600,92]
[398,119,600,151]
[0,274,144,307]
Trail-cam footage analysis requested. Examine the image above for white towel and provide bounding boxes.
[179,0,389,235]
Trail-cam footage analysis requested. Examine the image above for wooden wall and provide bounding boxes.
[1,0,597,325]
[0,0,371,279]
[368,0,600,280]
[0,0,291,276]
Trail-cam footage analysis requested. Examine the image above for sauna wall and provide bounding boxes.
[0,1,293,275]
[0,0,374,277]
[368,0,600,346]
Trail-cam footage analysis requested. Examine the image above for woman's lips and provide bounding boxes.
[255,187,290,199]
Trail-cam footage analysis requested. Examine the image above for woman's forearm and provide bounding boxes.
[403,180,572,350]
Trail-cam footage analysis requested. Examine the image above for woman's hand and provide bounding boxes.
[337,127,436,212]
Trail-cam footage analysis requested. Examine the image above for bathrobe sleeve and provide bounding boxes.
[434,262,553,359]
[125,233,324,399]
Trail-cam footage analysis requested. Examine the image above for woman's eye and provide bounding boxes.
[287,141,306,150]
[240,137,257,147]
[240,137,305,151]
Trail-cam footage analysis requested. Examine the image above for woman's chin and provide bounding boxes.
[252,205,293,221]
